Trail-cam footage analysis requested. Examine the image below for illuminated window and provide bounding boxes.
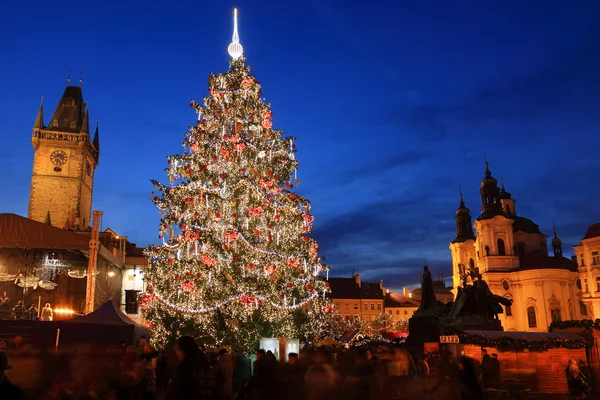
[527,306,537,328]
[396,310,399,315]
[353,304,358,310]
[335,302,340,309]
[388,310,392,315]
[404,310,408,315]
[580,301,587,316]
[370,304,374,311]
[580,254,585,266]
[345,303,349,310]
[597,277,600,293]
[377,304,381,311]
[593,252,599,265]
[363,304,368,311]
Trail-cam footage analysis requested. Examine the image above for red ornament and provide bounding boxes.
[167,258,173,265]
[197,272,202,278]
[153,196,159,201]
[194,212,199,217]
[287,283,293,288]
[275,214,281,220]
[215,213,221,220]
[186,272,191,277]
[224,245,230,251]
[247,263,255,269]
[325,282,330,288]
[175,276,180,282]
[254,229,260,236]
[279,295,284,300]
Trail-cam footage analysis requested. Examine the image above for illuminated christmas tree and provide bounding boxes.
[142,9,332,352]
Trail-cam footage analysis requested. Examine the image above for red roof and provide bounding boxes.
[583,223,600,240]
[519,249,577,272]
[0,213,90,250]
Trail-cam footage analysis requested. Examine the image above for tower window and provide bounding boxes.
[527,306,537,328]
[592,251,599,265]
[497,239,506,256]
[580,301,587,316]
[506,205,511,215]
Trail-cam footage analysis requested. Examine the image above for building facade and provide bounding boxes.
[450,159,580,332]
[574,223,600,319]
[329,274,384,322]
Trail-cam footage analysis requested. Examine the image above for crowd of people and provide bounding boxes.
[0,335,595,400]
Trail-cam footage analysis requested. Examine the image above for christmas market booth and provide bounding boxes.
[0,213,123,322]
[58,300,149,346]
[448,329,588,394]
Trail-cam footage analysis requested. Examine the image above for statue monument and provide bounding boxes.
[408,265,512,349]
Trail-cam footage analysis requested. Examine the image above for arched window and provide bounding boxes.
[506,205,512,215]
[497,239,506,256]
[580,301,587,316]
[527,306,537,328]
[551,308,562,323]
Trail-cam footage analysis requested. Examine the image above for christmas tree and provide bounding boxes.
[142,9,332,352]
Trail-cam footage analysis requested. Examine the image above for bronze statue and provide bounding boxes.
[420,265,437,311]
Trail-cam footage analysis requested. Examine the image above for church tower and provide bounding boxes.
[28,79,100,230]
[473,158,520,273]
[449,189,477,295]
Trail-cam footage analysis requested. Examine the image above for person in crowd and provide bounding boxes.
[566,359,591,399]
[11,301,25,320]
[119,345,144,400]
[167,336,215,400]
[490,353,500,382]
[41,303,53,321]
[27,303,38,320]
[0,351,25,400]
[137,336,147,356]
[341,348,381,400]
[578,360,593,392]
[427,351,460,399]
[459,356,483,400]
[480,349,493,386]
[278,352,304,400]
[216,348,234,400]
[141,351,156,400]
[417,356,430,379]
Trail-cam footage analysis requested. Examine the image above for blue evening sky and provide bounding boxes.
[1,1,599,291]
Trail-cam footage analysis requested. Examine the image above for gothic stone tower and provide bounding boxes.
[29,83,100,230]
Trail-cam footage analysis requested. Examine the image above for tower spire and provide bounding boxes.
[551,221,563,257]
[227,8,244,59]
[79,71,83,87]
[34,96,44,129]
[93,118,100,161]
[67,70,71,86]
[453,186,475,243]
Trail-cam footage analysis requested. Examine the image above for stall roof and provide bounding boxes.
[0,213,90,250]
[66,300,142,327]
[463,330,584,341]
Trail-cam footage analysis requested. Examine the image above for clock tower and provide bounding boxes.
[28,82,100,230]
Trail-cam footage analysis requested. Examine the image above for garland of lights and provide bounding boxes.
[441,327,590,350]
[152,288,322,314]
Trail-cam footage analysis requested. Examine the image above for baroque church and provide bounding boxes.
[450,159,582,332]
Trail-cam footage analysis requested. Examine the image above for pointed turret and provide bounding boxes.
[478,155,503,219]
[452,187,476,243]
[48,85,85,133]
[34,97,44,129]
[44,211,52,225]
[499,177,516,216]
[93,120,100,162]
[552,222,563,257]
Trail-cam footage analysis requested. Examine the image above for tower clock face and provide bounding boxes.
[50,150,68,166]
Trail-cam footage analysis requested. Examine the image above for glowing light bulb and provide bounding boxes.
[228,9,244,59]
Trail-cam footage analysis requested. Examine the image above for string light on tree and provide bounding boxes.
[142,9,332,352]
